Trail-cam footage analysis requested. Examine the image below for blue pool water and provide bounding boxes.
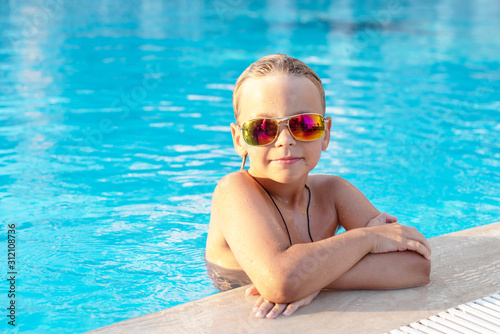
[1,0,499,332]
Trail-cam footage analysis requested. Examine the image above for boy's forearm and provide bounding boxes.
[323,251,431,291]
[267,228,375,303]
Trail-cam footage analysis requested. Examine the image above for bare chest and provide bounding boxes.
[269,196,338,245]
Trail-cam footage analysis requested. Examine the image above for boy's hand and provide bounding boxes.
[366,212,398,227]
[245,285,320,319]
[367,223,432,260]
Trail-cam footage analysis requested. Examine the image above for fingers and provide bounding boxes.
[379,212,398,223]
[252,296,265,312]
[254,299,286,318]
[283,290,320,316]
[368,212,399,227]
[406,238,432,260]
[265,303,287,319]
[385,213,398,223]
[416,234,431,259]
[405,226,432,260]
[282,302,299,316]
[370,223,431,260]
[254,299,273,318]
[252,290,321,318]
[281,299,305,316]
[246,285,260,296]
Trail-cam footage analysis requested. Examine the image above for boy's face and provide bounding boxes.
[231,75,331,183]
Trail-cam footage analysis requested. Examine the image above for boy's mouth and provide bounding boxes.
[271,156,302,165]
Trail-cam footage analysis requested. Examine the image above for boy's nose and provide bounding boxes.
[274,123,296,147]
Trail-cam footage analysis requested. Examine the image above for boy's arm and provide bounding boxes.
[325,251,431,290]
[326,175,382,231]
[247,250,429,319]
[248,250,430,319]
[325,176,431,289]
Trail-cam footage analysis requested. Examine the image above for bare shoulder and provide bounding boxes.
[212,171,259,205]
[207,171,264,267]
[210,170,279,232]
[208,171,293,274]
[309,173,368,193]
[308,174,379,230]
[211,171,250,224]
[215,170,252,191]
[306,174,351,199]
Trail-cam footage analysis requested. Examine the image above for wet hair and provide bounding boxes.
[232,54,326,122]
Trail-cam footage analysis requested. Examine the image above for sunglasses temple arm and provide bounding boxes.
[240,154,247,170]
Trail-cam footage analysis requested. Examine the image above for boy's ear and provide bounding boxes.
[321,116,332,151]
[231,122,248,157]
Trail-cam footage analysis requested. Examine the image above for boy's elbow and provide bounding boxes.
[414,255,431,286]
[422,258,431,284]
[259,286,291,304]
[256,270,299,304]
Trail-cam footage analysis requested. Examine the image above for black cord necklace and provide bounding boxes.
[250,175,313,246]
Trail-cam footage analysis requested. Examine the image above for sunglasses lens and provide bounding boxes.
[289,114,325,141]
[243,119,278,146]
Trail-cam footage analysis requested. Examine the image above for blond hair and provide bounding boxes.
[232,54,325,122]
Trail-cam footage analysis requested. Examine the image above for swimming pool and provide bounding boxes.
[0,0,499,332]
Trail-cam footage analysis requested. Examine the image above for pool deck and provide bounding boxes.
[90,222,500,334]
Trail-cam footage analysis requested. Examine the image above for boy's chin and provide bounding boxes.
[249,162,316,183]
[268,169,310,184]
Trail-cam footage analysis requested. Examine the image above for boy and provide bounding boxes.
[205,54,431,319]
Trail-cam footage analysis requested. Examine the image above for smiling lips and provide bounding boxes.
[272,156,302,165]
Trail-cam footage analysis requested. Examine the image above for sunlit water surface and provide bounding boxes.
[0,0,499,332]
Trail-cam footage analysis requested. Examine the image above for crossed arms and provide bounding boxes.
[210,173,431,318]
